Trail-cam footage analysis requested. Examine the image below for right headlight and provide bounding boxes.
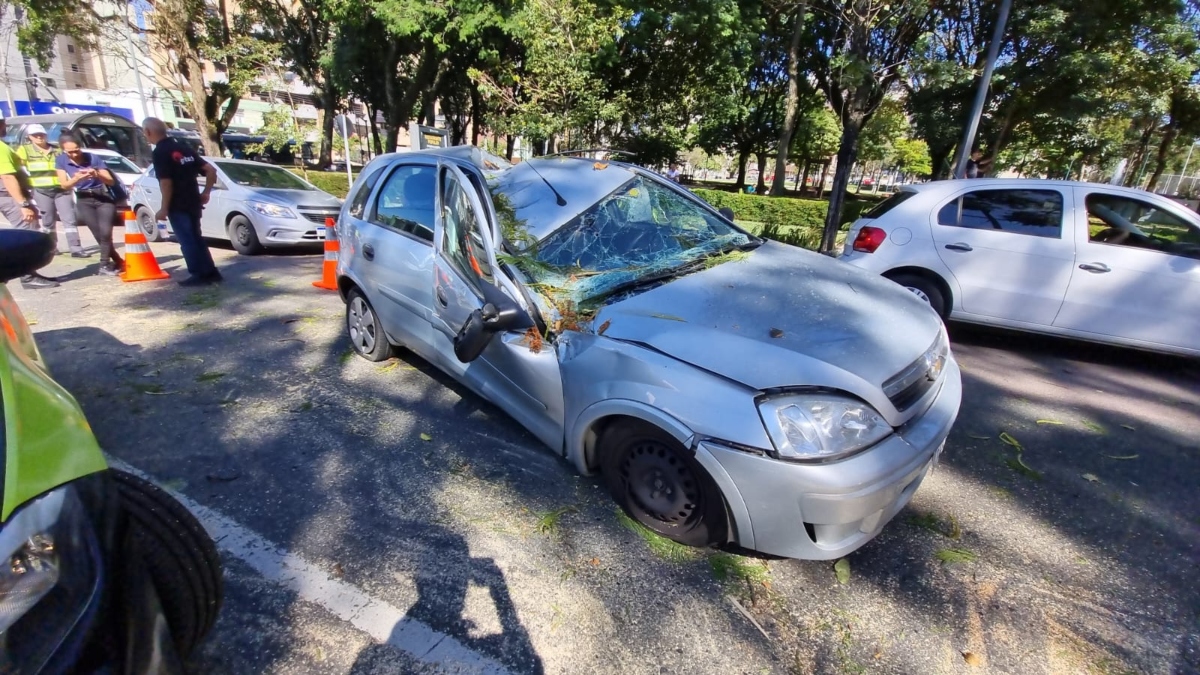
[0,485,100,671]
[758,395,892,462]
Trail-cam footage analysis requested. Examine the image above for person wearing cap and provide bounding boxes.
[17,123,88,258]
[0,117,57,288]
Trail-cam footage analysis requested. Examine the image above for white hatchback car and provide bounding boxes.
[841,179,1200,357]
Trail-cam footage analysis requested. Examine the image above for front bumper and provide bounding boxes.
[702,359,962,560]
[254,214,325,246]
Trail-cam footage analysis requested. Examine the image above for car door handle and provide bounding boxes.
[1078,262,1110,273]
[944,243,973,252]
[435,289,448,307]
[362,243,375,261]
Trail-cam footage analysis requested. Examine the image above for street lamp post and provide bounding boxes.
[953,0,1014,179]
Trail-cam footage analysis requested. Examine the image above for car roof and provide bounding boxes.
[4,113,138,127]
[900,178,1172,202]
[209,158,294,169]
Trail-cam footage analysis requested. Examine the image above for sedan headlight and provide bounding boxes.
[759,395,892,462]
[247,201,296,218]
[0,485,100,670]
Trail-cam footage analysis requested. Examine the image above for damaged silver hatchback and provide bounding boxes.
[335,147,961,559]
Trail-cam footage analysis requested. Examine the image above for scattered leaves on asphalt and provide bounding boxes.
[1036,419,1064,425]
[1104,454,1139,460]
[834,558,851,585]
[535,506,577,535]
[1082,473,1101,483]
[1121,424,1137,431]
[999,431,1042,480]
[935,548,977,565]
[195,371,226,383]
[332,563,344,579]
[1083,420,1107,434]
[589,557,601,566]
[339,349,355,364]
[967,433,991,440]
[963,651,983,667]
[205,470,241,483]
[999,432,1022,449]
[769,328,784,338]
[419,433,433,442]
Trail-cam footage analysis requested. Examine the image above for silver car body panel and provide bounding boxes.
[129,158,341,247]
[336,148,963,559]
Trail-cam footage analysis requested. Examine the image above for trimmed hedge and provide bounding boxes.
[692,188,872,229]
[291,169,353,199]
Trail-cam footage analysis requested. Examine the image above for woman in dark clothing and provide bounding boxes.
[56,133,124,275]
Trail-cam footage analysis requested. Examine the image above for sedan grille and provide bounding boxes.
[882,331,949,413]
[298,209,339,225]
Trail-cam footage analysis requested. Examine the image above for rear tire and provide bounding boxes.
[228,215,263,255]
[111,470,222,657]
[600,420,727,548]
[346,289,393,361]
[135,206,161,242]
[888,273,947,319]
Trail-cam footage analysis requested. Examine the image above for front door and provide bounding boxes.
[931,187,1075,325]
[1052,189,1200,351]
[431,161,565,450]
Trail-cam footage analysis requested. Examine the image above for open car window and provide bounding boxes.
[1085,193,1200,260]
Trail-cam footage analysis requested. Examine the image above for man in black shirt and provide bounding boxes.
[143,118,221,286]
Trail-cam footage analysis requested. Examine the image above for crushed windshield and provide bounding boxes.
[216,162,315,190]
[500,174,750,306]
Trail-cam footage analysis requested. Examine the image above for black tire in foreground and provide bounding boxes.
[111,470,223,657]
[228,215,264,255]
[600,420,727,548]
[888,272,947,319]
[345,288,394,362]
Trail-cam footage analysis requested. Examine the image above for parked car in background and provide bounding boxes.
[129,158,342,254]
[88,148,144,189]
[0,228,222,671]
[841,179,1200,357]
[335,146,961,560]
[2,112,153,167]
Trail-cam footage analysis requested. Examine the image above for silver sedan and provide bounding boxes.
[335,147,961,559]
[129,158,342,254]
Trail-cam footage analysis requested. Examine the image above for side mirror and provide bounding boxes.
[0,229,55,282]
[719,207,735,221]
[452,283,535,363]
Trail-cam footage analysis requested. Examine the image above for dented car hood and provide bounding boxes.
[591,242,942,404]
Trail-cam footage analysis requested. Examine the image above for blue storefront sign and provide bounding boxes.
[0,100,135,120]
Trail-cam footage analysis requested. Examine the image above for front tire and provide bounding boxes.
[228,215,264,255]
[112,470,222,657]
[600,420,727,548]
[346,289,393,361]
[135,206,161,242]
[888,273,947,319]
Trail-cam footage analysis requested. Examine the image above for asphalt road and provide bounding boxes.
[10,235,1199,674]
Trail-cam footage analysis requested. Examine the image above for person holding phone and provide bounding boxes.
[56,132,124,276]
[0,117,57,288]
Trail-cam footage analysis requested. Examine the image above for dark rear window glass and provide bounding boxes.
[863,190,916,219]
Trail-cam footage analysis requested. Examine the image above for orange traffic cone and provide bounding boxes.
[119,210,170,282]
[312,217,338,290]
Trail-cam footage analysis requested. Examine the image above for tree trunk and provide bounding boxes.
[367,103,382,156]
[385,125,400,153]
[820,117,864,254]
[1125,119,1157,188]
[930,147,953,180]
[505,135,515,161]
[756,154,768,194]
[1146,125,1179,192]
[771,2,809,196]
[798,160,811,195]
[735,150,749,190]
[317,90,337,169]
[816,161,829,199]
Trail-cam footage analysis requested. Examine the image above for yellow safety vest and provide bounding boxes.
[19,144,60,189]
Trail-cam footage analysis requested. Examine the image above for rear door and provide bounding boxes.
[1052,188,1200,351]
[931,187,1074,325]
[431,161,565,450]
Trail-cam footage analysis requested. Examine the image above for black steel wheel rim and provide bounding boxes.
[619,441,699,525]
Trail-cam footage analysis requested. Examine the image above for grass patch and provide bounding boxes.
[182,288,222,309]
[908,512,962,539]
[535,506,577,536]
[709,552,770,585]
[935,548,977,565]
[615,510,699,563]
[339,348,355,365]
[195,371,226,383]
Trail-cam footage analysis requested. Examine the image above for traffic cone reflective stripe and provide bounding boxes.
[312,217,339,290]
[119,210,170,282]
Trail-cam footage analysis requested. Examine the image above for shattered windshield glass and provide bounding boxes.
[499,175,751,306]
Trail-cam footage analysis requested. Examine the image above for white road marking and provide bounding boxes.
[109,458,511,674]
